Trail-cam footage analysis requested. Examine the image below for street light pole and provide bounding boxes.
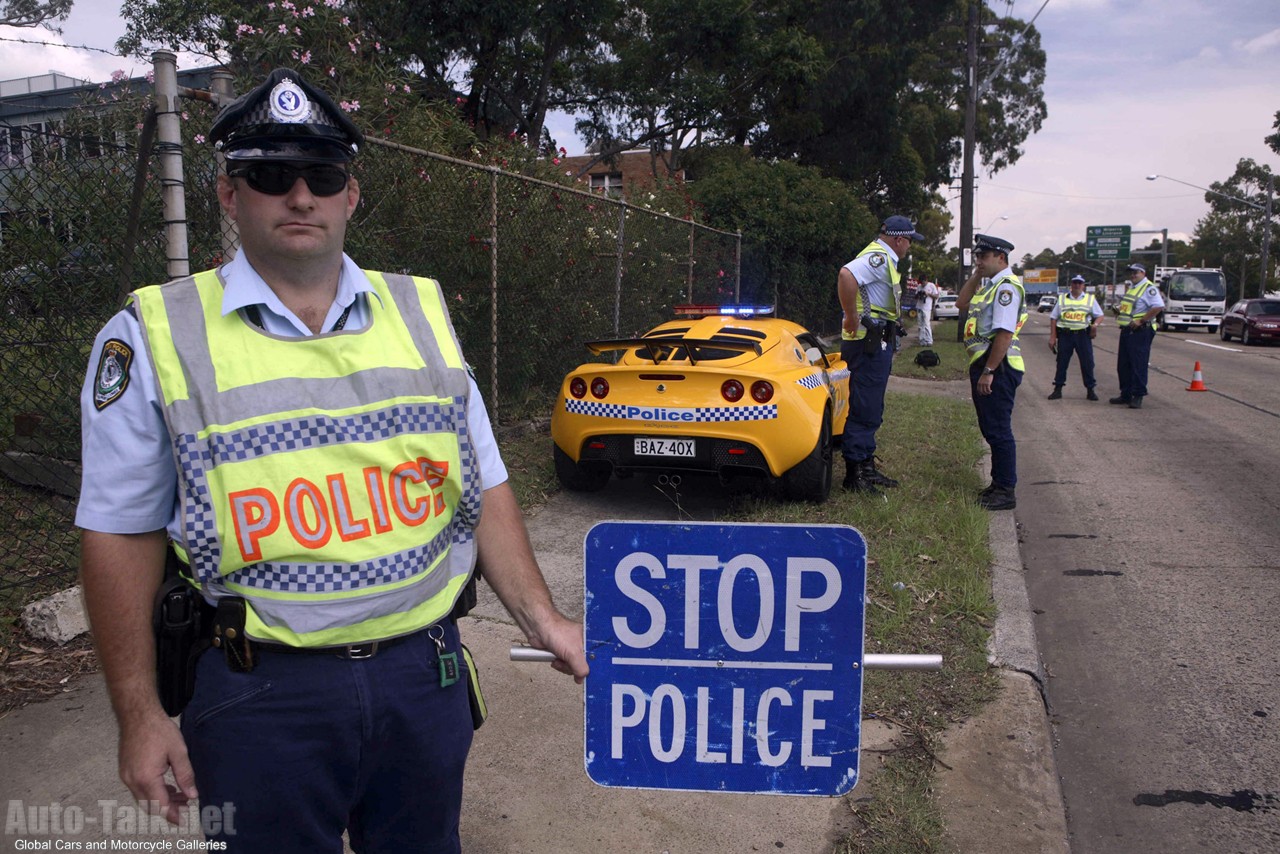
[982,214,1009,232]
[1261,174,1274,296]
[1147,173,1275,296]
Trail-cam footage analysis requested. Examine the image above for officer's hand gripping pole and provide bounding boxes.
[510,647,941,671]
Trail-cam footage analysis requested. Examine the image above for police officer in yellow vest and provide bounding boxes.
[1047,274,1104,400]
[76,68,587,853]
[837,215,922,493]
[1110,262,1164,409]
[956,233,1027,511]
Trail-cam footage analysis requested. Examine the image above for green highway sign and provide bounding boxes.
[1085,225,1131,260]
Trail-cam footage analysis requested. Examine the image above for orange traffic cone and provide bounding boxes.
[1186,361,1207,392]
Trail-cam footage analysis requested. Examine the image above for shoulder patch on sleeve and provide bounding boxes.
[1147,287,1158,297]
[93,339,133,411]
[869,253,885,269]
[998,290,1014,306]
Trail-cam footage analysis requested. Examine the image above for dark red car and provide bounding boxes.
[1219,298,1280,345]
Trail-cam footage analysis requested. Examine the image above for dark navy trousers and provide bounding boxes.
[841,337,894,463]
[1052,328,1096,389]
[969,358,1023,488]
[1116,325,1155,400]
[182,622,474,854]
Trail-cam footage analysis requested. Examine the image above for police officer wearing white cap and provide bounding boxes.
[76,68,587,853]
[956,234,1026,511]
[1111,262,1164,408]
[1047,274,1103,400]
[836,214,921,493]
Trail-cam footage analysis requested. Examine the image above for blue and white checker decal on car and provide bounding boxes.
[563,398,777,422]
[827,367,850,384]
[795,372,827,390]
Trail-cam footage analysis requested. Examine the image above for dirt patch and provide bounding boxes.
[0,624,98,717]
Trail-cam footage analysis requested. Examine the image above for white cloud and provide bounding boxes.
[1235,27,1280,55]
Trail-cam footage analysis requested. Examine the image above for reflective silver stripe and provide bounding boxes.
[203,532,477,637]
[156,272,468,436]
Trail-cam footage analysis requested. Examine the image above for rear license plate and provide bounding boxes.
[635,438,696,457]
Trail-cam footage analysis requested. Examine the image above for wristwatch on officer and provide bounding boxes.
[982,366,997,376]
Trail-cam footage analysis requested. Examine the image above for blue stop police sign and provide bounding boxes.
[583,521,866,796]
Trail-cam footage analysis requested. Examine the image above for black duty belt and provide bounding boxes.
[254,631,419,660]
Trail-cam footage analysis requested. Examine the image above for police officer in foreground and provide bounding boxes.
[956,234,1026,511]
[1111,262,1164,409]
[837,215,922,493]
[76,68,588,853]
[1047,274,1104,400]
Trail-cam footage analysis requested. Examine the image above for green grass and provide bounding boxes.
[500,383,998,854]
[894,319,970,381]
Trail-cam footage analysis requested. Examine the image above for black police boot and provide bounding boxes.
[841,460,880,494]
[1087,388,1099,401]
[979,485,1016,511]
[1128,396,1143,409]
[1109,396,1130,405]
[1047,386,1063,400]
[858,457,899,488]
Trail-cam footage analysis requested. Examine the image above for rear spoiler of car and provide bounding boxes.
[584,337,763,366]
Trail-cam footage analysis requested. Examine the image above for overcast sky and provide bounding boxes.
[3,0,1278,269]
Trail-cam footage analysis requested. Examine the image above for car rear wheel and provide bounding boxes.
[553,443,611,492]
[1219,324,1231,341]
[781,411,832,503]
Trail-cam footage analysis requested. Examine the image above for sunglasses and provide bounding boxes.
[228,163,350,197]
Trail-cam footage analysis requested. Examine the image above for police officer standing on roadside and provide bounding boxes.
[1111,262,1164,409]
[76,68,587,853]
[837,215,922,493]
[956,234,1026,511]
[1047,274,1104,400]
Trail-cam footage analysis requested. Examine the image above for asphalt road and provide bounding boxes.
[1012,312,1280,854]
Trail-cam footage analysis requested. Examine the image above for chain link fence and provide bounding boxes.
[0,83,741,603]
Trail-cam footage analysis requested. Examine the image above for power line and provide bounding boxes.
[979,181,1210,201]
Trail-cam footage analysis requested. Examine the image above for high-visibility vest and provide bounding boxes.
[131,268,481,647]
[842,241,901,341]
[963,272,1027,370]
[1056,292,1096,331]
[1116,279,1155,327]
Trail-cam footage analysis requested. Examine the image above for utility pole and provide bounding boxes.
[957,0,978,342]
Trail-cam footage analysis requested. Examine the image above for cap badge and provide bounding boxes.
[268,78,310,124]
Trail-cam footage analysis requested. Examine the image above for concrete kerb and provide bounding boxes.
[933,449,1070,854]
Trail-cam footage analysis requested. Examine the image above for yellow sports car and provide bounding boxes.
[550,305,850,502]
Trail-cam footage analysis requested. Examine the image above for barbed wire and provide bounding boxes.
[0,33,123,58]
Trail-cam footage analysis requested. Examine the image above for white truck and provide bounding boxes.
[1152,266,1227,333]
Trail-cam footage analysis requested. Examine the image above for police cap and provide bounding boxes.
[974,233,1014,255]
[1070,274,1086,284]
[1126,263,1146,274]
[210,68,363,163]
[881,214,925,241]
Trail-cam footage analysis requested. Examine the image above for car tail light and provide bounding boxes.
[569,377,587,399]
[721,379,744,402]
[750,381,774,403]
[591,377,610,399]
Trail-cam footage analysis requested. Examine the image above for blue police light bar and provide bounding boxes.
[673,304,776,318]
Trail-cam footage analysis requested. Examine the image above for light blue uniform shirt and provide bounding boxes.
[843,239,900,316]
[1130,278,1166,316]
[988,266,1023,333]
[76,251,508,537]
